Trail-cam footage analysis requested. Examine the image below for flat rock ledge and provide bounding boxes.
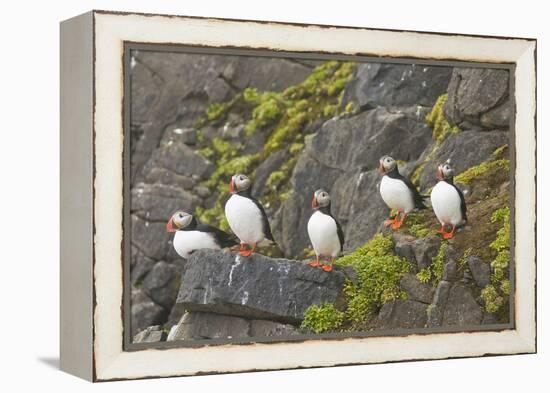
[176,249,349,324]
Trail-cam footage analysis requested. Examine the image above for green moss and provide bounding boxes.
[480,207,510,313]
[415,242,447,285]
[492,144,508,158]
[480,285,504,313]
[266,171,286,189]
[300,303,345,333]
[416,268,431,284]
[426,94,460,142]
[243,90,285,136]
[454,159,510,185]
[408,224,431,238]
[206,102,228,121]
[336,234,410,324]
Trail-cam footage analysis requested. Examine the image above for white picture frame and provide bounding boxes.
[60,10,536,381]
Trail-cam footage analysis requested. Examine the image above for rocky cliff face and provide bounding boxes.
[129,51,511,342]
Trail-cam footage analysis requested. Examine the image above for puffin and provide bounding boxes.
[166,210,238,258]
[378,155,427,229]
[307,189,344,272]
[225,173,275,257]
[430,160,467,239]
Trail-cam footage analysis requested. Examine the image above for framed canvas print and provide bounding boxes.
[60,10,537,382]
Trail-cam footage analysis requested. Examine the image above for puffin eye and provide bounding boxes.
[178,213,183,218]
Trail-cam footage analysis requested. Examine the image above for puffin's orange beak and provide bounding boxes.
[228,178,234,194]
[311,195,318,209]
[436,167,444,181]
[378,162,385,175]
[166,218,176,233]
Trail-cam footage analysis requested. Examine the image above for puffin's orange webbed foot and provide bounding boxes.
[239,243,256,257]
[308,261,322,267]
[321,264,333,272]
[384,219,395,227]
[391,220,403,230]
[442,226,456,239]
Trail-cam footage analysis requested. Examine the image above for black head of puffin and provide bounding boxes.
[312,189,331,210]
[378,155,396,175]
[166,210,193,232]
[437,160,454,181]
[229,173,251,194]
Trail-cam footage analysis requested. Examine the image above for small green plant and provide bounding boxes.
[415,242,447,285]
[206,102,228,121]
[426,94,460,142]
[336,234,410,323]
[416,268,431,284]
[480,284,504,313]
[301,303,345,333]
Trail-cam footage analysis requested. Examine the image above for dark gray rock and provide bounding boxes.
[400,273,434,304]
[442,259,459,282]
[376,300,428,330]
[160,127,198,146]
[133,325,166,343]
[142,168,195,190]
[168,312,250,340]
[309,107,432,172]
[426,280,452,327]
[142,142,215,180]
[252,150,287,197]
[417,130,509,190]
[444,68,510,130]
[426,305,443,328]
[204,77,233,103]
[480,98,511,129]
[131,182,201,222]
[177,250,347,324]
[482,312,500,325]
[222,57,318,92]
[143,261,182,310]
[441,246,460,282]
[131,288,167,336]
[193,185,212,199]
[342,63,452,109]
[131,215,172,260]
[131,250,156,285]
[249,320,299,337]
[433,280,452,307]
[412,237,442,271]
[392,233,417,264]
[467,255,491,288]
[442,283,483,326]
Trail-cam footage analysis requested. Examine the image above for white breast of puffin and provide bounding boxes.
[430,181,463,226]
[225,194,265,244]
[380,175,415,213]
[307,211,341,258]
[173,230,220,259]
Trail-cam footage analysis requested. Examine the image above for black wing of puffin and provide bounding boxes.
[197,224,239,248]
[452,184,468,223]
[397,173,427,209]
[249,196,275,242]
